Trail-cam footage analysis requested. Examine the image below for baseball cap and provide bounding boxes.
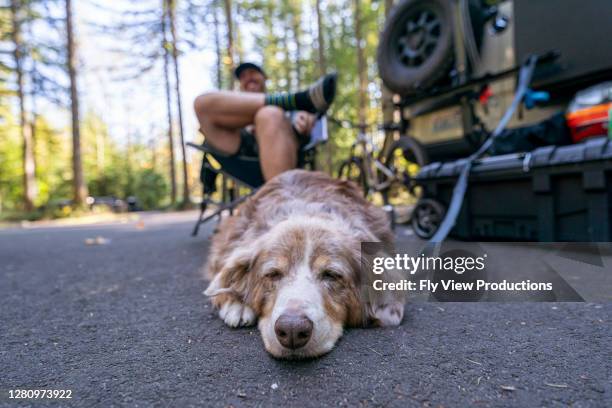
[234,62,266,79]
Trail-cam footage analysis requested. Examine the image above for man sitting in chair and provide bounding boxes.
[194,62,336,182]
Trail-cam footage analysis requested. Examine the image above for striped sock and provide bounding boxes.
[264,93,300,111]
[264,72,337,114]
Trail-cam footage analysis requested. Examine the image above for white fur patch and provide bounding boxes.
[371,302,404,326]
[219,301,256,327]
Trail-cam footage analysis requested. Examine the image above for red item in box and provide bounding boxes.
[565,102,611,143]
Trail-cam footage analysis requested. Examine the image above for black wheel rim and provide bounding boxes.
[415,202,441,237]
[396,9,441,68]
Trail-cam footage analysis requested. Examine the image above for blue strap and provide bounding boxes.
[429,56,538,243]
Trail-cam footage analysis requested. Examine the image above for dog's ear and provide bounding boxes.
[204,246,257,299]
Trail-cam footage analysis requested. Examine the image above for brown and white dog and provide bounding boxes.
[204,170,405,358]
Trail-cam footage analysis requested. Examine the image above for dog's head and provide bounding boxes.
[205,216,404,359]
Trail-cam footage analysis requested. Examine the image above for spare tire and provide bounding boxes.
[378,0,454,95]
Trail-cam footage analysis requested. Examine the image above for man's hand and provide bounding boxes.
[292,111,316,136]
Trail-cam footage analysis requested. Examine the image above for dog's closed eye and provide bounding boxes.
[320,269,343,282]
[263,268,284,281]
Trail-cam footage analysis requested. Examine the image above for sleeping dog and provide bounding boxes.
[204,170,405,358]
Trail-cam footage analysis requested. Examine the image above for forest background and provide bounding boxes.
[0,0,396,219]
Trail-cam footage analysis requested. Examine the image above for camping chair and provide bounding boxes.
[187,116,328,236]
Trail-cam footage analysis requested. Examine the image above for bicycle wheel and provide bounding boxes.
[337,157,368,196]
[412,198,445,239]
[381,136,429,221]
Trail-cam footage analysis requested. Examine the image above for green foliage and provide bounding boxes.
[82,111,170,210]
[134,169,169,210]
[0,104,171,216]
[1,0,391,219]
[0,103,22,212]
[88,166,169,211]
[33,116,72,206]
[238,0,387,173]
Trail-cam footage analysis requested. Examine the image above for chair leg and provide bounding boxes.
[192,201,208,237]
[382,205,396,231]
[229,182,237,216]
[191,165,259,236]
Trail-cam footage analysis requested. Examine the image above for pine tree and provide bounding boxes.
[380,0,396,157]
[161,1,177,204]
[222,0,235,88]
[212,0,223,89]
[166,0,190,205]
[354,0,367,128]
[65,0,87,206]
[8,0,36,210]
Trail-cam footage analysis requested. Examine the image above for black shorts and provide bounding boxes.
[202,127,309,189]
[237,128,310,156]
[237,128,259,158]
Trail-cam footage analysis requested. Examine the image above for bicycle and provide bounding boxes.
[335,119,429,224]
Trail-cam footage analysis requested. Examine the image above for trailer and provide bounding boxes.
[377,0,612,241]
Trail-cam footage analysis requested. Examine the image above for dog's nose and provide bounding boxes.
[274,313,313,349]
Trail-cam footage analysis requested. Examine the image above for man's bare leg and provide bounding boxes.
[194,91,265,129]
[254,106,298,180]
[194,73,336,154]
[195,93,297,179]
[194,91,265,154]
[194,71,336,131]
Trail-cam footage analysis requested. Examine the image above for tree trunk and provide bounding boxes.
[10,0,36,211]
[291,6,302,87]
[27,14,38,186]
[281,16,291,90]
[30,78,38,184]
[315,0,333,174]
[213,0,223,89]
[315,0,326,77]
[261,0,277,89]
[161,1,177,205]
[381,0,396,157]
[222,0,235,89]
[354,0,368,127]
[167,0,190,205]
[65,0,87,206]
[233,2,244,63]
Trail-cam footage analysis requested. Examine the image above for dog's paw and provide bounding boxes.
[370,302,404,327]
[218,301,256,327]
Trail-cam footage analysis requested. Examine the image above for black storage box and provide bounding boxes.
[415,137,612,241]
